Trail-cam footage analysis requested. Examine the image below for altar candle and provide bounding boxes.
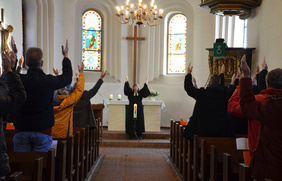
[118,94,121,100]
[133,103,137,119]
[109,94,113,100]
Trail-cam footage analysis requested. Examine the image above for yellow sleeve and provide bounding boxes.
[57,74,85,108]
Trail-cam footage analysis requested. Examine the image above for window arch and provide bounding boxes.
[82,10,102,71]
[167,14,187,74]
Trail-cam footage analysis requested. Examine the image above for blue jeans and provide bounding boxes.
[13,132,52,152]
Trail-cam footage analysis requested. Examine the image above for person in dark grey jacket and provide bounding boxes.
[73,71,106,129]
[0,51,26,178]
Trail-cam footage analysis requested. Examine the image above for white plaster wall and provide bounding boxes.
[247,0,282,71]
[0,0,23,67]
[22,0,216,127]
[60,0,216,127]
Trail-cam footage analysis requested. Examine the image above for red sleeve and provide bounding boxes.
[228,86,248,119]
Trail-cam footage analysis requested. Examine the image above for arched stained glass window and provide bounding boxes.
[82,10,102,71]
[168,14,187,74]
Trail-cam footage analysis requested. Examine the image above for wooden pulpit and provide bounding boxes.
[207,48,255,85]
[92,104,104,137]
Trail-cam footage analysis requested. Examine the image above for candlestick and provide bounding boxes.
[118,94,121,100]
[109,94,113,100]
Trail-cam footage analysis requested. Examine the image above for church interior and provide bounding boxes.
[1,0,282,180]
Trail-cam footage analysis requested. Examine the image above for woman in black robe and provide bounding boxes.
[124,75,150,139]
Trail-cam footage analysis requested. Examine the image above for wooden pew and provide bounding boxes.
[84,126,90,176]
[169,119,174,160]
[55,140,67,181]
[192,136,242,181]
[239,163,251,181]
[94,119,101,161]
[8,155,43,181]
[209,140,244,181]
[178,125,184,175]
[0,171,22,181]
[223,151,244,181]
[73,128,85,180]
[8,149,55,181]
[73,131,81,181]
[182,134,192,181]
[173,122,180,166]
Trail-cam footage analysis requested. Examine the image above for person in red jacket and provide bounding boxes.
[239,55,282,181]
[228,58,271,159]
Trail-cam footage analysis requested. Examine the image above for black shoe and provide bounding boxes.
[137,135,142,140]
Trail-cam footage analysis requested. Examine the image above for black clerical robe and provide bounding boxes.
[124,82,150,137]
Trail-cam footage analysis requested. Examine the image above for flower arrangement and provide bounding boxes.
[148,90,159,97]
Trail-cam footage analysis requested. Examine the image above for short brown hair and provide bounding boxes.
[26,47,43,68]
[209,74,221,86]
[266,68,282,89]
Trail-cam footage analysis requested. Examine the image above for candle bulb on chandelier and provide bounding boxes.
[126,0,129,6]
[121,6,124,14]
[154,5,157,10]
[116,6,121,15]
[125,10,129,19]
[130,4,134,12]
[138,0,142,5]
[159,9,163,17]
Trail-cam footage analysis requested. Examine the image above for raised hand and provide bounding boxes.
[231,73,236,84]
[256,63,260,74]
[145,75,148,84]
[2,51,12,72]
[53,67,60,76]
[78,61,84,74]
[187,63,193,74]
[236,67,241,79]
[10,51,16,68]
[262,56,268,70]
[192,76,196,85]
[251,74,256,84]
[75,70,78,78]
[19,56,24,68]
[11,36,18,54]
[240,54,250,78]
[100,70,107,79]
[61,40,69,58]
[220,64,225,74]
[125,74,128,82]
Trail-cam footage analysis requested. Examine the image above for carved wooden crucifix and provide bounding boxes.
[126,26,145,84]
[0,8,15,52]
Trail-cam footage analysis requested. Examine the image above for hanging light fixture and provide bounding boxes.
[116,0,164,26]
[199,0,261,19]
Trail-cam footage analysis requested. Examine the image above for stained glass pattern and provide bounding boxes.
[168,14,187,74]
[82,10,102,71]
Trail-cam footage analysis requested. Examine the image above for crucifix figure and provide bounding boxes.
[0,8,15,52]
[126,26,145,84]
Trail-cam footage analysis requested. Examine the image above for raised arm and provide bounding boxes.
[257,56,268,91]
[139,75,150,98]
[239,54,266,121]
[0,51,26,114]
[219,64,225,86]
[57,62,85,108]
[52,40,73,90]
[124,74,132,96]
[184,63,202,100]
[83,71,106,99]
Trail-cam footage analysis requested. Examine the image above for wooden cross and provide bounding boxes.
[0,8,5,51]
[126,26,145,84]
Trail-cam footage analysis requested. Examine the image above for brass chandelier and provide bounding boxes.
[116,0,164,26]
